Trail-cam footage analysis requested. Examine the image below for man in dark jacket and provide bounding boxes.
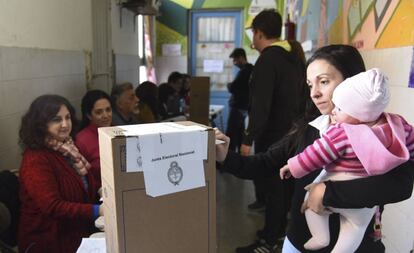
[226,48,253,152]
[237,9,306,253]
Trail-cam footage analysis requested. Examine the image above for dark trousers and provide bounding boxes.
[225,107,247,152]
[226,108,266,203]
[255,138,293,244]
[253,178,266,204]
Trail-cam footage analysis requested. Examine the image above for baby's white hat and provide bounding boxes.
[332,68,390,122]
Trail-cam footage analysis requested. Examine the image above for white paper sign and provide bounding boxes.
[143,159,205,197]
[138,130,207,197]
[122,123,208,172]
[76,238,106,253]
[162,43,182,56]
[203,59,224,73]
[248,0,276,15]
[125,136,143,172]
[120,122,206,136]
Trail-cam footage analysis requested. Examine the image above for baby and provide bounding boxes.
[280,68,414,253]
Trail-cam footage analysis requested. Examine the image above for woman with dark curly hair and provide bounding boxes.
[18,95,102,253]
[76,90,112,186]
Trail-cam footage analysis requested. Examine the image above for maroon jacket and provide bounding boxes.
[18,149,99,253]
[76,124,102,187]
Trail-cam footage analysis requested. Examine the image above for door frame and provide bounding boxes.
[188,9,243,76]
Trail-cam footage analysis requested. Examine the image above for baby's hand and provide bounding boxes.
[279,164,291,179]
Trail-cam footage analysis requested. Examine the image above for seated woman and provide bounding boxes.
[76,90,112,187]
[135,81,159,123]
[18,95,102,253]
[158,82,182,120]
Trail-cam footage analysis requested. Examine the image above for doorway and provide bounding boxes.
[189,10,243,131]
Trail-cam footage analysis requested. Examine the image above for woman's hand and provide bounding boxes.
[215,128,230,162]
[99,205,104,216]
[301,182,327,214]
[240,144,251,156]
[279,164,292,179]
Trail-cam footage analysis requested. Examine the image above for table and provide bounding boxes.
[209,104,225,130]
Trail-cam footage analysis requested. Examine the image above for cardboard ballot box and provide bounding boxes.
[98,122,216,253]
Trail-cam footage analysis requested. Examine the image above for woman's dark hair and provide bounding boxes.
[157,83,177,119]
[307,44,366,80]
[158,83,176,104]
[135,81,159,118]
[288,40,306,65]
[79,90,111,130]
[167,72,183,84]
[287,44,366,152]
[19,95,78,150]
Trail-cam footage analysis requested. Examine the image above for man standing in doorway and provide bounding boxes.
[226,48,253,152]
[238,9,306,253]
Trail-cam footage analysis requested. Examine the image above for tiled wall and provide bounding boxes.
[115,54,139,87]
[110,0,138,56]
[155,56,188,84]
[361,46,414,253]
[0,46,86,172]
[361,46,414,124]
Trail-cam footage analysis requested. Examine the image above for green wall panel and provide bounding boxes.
[192,0,205,9]
[158,0,188,35]
[201,0,251,9]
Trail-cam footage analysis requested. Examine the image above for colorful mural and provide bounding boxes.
[410,47,414,88]
[157,0,413,55]
[286,0,414,50]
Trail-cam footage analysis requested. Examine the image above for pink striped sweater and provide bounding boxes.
[288,113,414,178]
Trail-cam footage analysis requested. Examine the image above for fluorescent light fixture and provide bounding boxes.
[139,65,148,83]
[138,15,144,58]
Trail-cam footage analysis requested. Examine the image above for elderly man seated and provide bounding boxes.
[111,82,139,126]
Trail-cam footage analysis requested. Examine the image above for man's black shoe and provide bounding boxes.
[247,201,265,211]
[235,239,279,253]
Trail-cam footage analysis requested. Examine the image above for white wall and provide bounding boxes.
[110,0,140,85]
[111,0,138,56]
[115,54,140,86]
[361,46,414,253]
[0,47,87,172]
[361,46,414,124]
[155,56,188,84]
[0,0,93,172]
[0,0,92,51]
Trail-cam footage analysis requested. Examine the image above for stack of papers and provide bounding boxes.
[76,238,105,253]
